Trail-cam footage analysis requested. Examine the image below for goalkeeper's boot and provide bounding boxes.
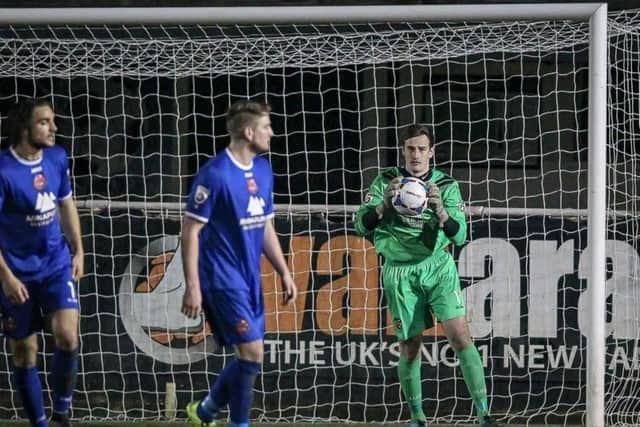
[479,415,501,427]
[186,400,217,427]
[407,421,427,427]
[50,411,71,427]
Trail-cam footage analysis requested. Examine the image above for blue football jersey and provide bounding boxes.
[0,146,72,281]
[185,148,274,293]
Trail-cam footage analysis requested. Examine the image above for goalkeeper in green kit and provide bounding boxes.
[354,124,499,427]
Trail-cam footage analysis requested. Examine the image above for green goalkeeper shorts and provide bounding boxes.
[382,250,465,341]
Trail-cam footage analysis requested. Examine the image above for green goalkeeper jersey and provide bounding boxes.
[354,167,467,264]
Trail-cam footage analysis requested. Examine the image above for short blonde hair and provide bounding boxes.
[226,99,271,140]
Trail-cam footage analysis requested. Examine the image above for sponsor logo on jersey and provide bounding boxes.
[247,195,265,217]
[35,192,56,213]
[247,178,258,194]
[194,185,210,206]
[239,214,269,230]
[397,214,426,228]
[26,192,57,227]
[118,236,215,364]
[240,195,269,230]
[33,173,46,190]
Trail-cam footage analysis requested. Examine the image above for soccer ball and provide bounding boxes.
[391,177,429,217]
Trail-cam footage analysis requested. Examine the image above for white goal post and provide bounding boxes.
[0,3,609,426]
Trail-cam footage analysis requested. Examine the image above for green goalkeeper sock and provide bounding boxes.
[398,355,426,422]
[457,344,488,418]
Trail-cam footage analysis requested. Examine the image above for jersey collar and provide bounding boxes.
[225,147,253,171]
[400,167,433,182]
[9,146,42,166]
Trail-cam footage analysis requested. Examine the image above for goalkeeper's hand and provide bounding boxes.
[376,176,402,218]
[427,182,449,227]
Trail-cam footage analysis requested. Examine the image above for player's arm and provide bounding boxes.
[263,219,297,306]
[441,181,467,246]
[181,167,217,318]
[0,249,29,305]
[354,175,400,236]
[57,150,84,280]
[427,180,467,246]
[59,197,84,280]
[0,179,29,304]
[181,216,205,318]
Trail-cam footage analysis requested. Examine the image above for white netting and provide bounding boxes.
[0,10,637,426]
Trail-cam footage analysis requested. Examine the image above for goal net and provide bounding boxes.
[0,8,636,425]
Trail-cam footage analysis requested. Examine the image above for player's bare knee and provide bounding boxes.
[448,330,472,352]
[399,336,422,360]
[54,331,79,351]
[11,339,38,366]
[236,341,264,363]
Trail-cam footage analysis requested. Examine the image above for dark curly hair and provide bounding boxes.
[5,98,54,146]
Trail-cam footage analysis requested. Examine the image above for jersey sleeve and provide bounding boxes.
[0,174,5,211]
[185,166,218,223]
[354,174,386,236]
[263,161,274,218]
[441,180,467,246]
[57,148,73,201]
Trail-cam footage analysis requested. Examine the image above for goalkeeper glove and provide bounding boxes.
[427,182,449,227]
[376,176,402,218]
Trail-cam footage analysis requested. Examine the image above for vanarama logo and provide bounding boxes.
[35,192,56,213]
[118,236,216,364]
[27,192,57,227]
[247,195,265,216]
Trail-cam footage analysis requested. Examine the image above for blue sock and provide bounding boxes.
[13,366,47,427]
[197,359,238,421]
[228,359,260,425]
[50,348,79,414]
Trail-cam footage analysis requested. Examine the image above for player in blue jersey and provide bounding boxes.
[0,98,84,427]
[182,99,297,427]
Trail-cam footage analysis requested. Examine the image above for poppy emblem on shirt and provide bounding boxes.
[33,173,46,190]
[247,178,258,195]
[235,319,249,335]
